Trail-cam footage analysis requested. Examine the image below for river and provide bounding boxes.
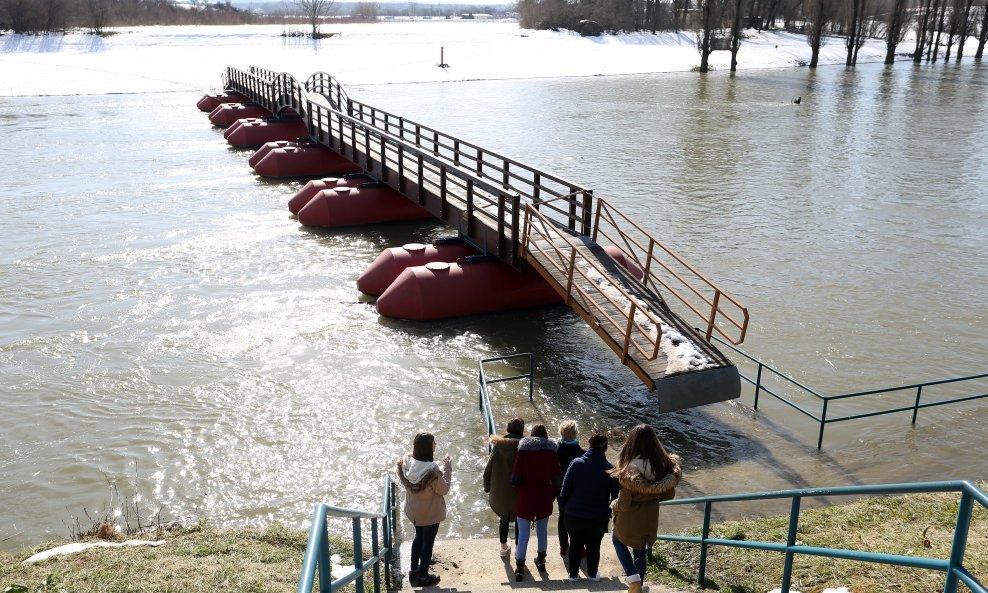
[0,60,985,551]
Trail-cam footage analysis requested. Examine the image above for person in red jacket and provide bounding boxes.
[511,424,562,581]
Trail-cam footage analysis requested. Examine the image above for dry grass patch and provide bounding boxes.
[0,524,356,593]
[651,483,988,593]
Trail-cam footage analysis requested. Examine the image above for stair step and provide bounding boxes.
[395,538,687,592]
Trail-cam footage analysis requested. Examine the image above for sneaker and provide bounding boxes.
[416,573,441,587]
[408,572,419,587]
[500,543,510,558]
[589,573,602,582]
[564,576,581,582]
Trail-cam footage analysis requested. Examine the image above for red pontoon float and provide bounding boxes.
[297,184,433,227]
[357,241,478,297]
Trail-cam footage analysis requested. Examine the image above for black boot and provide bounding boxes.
[515,559,526,582]
[408,572,419,587]
[534,551,547,572]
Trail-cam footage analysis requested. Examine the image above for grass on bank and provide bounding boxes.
[650,483,988,593]
[0,523,356,593]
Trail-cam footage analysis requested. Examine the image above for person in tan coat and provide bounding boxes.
[397,433,452,587]
[483,417,524,558]
[608,425,682,593]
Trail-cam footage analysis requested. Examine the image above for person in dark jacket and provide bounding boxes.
[511,424,561,581]
[609,424,681,593]
[555,420,585,557]
[558,431,619,582]
[483,417,524,558]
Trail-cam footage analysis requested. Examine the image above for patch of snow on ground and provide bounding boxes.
[0,21,924,97]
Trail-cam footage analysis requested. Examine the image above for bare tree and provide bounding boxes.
[297,0,336,38]
[953,0,976,58]
[914,0,934,60]
[696,0,720,71]
[843,0,868,64]
[806,0,832,67]
[977,3,988,58]
[85,0,110,33]
[882,0,910,63]
[728,0,745,70]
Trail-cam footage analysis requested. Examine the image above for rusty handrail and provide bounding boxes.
[592,199,749,345]
[523,205,663,363]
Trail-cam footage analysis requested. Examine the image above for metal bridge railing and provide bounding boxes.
[713,335,988,448]
[225,67,307,119]
[479,353,535,453]
[297,476,399,593]
[523,202,665,368]
[303,72,593,236]
[306,98,526,265]
[593,198,749,346]
[656,480,988,593]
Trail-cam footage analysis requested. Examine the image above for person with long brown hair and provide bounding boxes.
[397,432,452,587]
[608,424,681,593]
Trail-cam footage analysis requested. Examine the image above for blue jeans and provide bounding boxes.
[612,533,647,580]
[515,517,549,560]
[411,523,440,578]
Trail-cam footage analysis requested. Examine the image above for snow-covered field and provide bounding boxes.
[0,20,896,96]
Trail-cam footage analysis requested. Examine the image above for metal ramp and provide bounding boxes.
[522,197,749,410]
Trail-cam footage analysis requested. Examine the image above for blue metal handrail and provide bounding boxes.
[298,476,398,593]
[712,335,988,448]
[656,480,987,593]
[478,353,535,452]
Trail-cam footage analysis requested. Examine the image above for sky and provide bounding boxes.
[0,21,904,96]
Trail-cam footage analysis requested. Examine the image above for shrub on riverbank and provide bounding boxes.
[651,483,988,593]
[0,523,354,593]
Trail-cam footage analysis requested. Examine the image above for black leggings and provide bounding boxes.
[564,515,608,579]
[410,523,440,578]
[498,517,518,544]
[558,511,569,549]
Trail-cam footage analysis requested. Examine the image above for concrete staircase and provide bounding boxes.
[396,538,687,593]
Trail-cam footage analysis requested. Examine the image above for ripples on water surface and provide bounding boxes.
[0,62,985,550]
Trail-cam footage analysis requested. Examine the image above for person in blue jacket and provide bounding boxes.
[558,431,619,582]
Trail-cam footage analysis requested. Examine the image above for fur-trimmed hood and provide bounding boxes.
[397,455,442,492]
[610,454,682,495]
[518,436,558,453]
[490,434,522,451]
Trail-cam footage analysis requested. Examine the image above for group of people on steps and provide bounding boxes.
[396,419,682,593]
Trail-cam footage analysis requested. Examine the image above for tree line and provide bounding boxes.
[0,0,263,33]
[518,0,988,71]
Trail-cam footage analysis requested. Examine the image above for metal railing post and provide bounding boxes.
[780,496,802,593]
[754,363,764,409]
[698,501,712,586]
[912,385,924,425]
[817,399,829,449]
[943,491,973,593]
[353,517,364,593]
[528,353,535,402]
[705,291,721,342]
[371,519,380,593]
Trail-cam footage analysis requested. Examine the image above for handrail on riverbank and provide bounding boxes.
[656,480,988,593]
[712,335,988,448]
[479,353,535,452]
[298,476,399,593]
